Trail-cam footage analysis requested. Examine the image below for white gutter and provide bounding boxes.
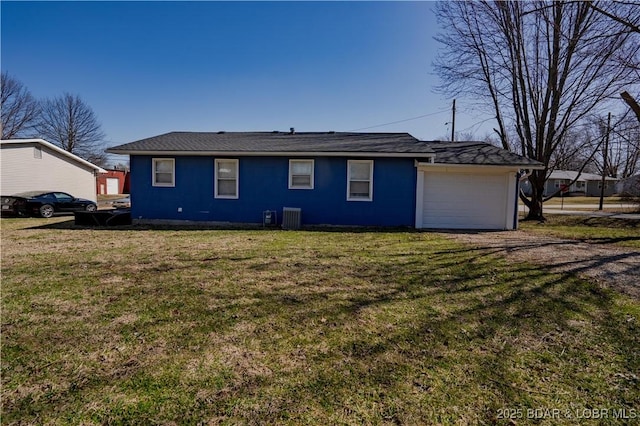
[416,161,545,170]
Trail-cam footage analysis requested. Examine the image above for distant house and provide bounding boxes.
[97,169,130,195]
[1,139,105,202]
[616,174,640,197]
[107,132,542,230]
[535,170,618,197]
[521,170,618,197]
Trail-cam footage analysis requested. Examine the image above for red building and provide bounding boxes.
[96,169,130,195]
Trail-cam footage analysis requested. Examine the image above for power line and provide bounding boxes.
[347,109,450,132]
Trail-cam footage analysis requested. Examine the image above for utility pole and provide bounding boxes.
[599,112,611,210]
[451,99,456,142]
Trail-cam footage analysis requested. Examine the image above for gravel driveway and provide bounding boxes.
[443,230,640,298]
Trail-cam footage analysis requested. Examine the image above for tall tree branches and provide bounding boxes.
[0,72,39,139]
[36,93,106,165]
[434,0,640,220]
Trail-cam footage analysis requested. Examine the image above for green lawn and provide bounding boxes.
[542,196,629,206]
[519,196,639,213]
[2,217,638,424]
[520,215,640,249]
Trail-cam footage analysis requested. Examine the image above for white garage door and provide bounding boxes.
[421,171,508,229]
[106,178,120,194]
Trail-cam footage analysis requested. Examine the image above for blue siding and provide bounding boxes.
[130,156,416,226]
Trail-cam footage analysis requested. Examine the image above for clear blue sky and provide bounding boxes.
[1,1,493,159]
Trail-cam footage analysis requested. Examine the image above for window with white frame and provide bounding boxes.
[289,159,314,189]
[152,158,175,187]
[215,159,239,199]
[347,160,373,201]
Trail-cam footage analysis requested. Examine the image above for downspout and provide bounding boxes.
[513,170,526,230]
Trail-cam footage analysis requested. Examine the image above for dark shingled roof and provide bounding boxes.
[107,132,542,167]
[429,142,542,167]
[107,131,435,155]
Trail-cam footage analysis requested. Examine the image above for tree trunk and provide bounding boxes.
[524,171,546,221]
[621,92,640,124]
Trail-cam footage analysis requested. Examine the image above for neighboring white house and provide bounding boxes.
[521,170,618,197]
[0,139,106,202]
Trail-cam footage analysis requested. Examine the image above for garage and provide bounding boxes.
[416,167,517,230]
[106,178,120,194]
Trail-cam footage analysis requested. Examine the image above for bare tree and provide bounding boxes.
[548,126,599,173]
[1,71,40,139]
[590,112,640,178]
[434,1,640,220]
[36,93,107,165]
[586,1,640,34]
[585,1,640,124]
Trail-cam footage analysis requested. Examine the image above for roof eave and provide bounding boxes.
[105,149,436,158]
[417,162,544,169]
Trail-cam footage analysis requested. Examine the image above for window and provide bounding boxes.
[289,159,314,189]
[53,192,74,202]
[347,160,373,201]
[215,159,239,199]
[153,158,175,187]
[34,146,42,159]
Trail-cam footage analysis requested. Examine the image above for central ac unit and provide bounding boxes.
[282,207,302,230]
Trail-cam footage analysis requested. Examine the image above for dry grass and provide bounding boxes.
[542,196,628,206]
[2,217,639,424]
[520,215,640,248]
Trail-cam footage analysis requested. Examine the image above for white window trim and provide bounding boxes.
[288,159,315,190]
[215,158,239,199]
[152,158,175,187]
[347,159,373,202]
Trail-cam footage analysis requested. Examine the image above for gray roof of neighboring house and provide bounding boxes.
[106,131,435,156]
[428,141,543,167]
[106,132,542,167]
[548,170,617,181]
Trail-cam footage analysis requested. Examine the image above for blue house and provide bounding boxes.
[107,131,542,229]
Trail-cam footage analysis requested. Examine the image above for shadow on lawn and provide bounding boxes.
[164,244,635,422]
[186,252,637,424]
[434,236,640,299]
[26,219,423,234]
[4,229,638,424]
[582,236,640,245]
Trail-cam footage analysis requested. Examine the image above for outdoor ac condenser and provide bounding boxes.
[282,207,302,230]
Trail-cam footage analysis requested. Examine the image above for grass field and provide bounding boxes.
[2,217,639,424]
[519,196,639,213]
[520,215,640,249]
[542,196,629,206]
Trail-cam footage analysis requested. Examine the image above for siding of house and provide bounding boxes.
[1,142,99,201]
[586,180,615,197]
[544,179,582,196]
[130,155,417,226]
